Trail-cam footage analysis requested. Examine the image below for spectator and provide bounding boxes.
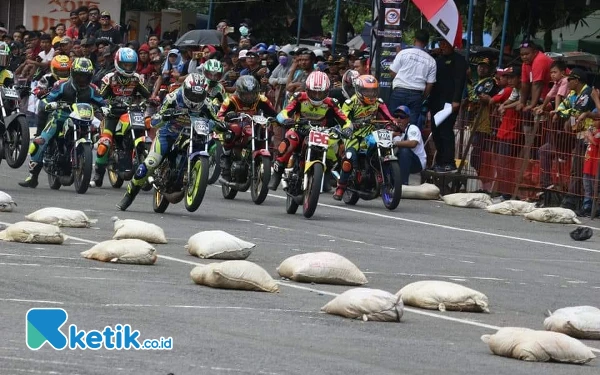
[80,38,97,66]
[28,31,41,56]
[579,119,600,217]
[353,56,368,75]
[82,6,101,38]
[147,34,160,50]
[12,31,23,43]
[66,11,81,40]
[393,105,426,185]
[535,60,568,116]
[58,37,73,57]
[429,38,467,173]
[72,40,83,57]
[8,42,25,72]
[241,50,267,83]
[94,12,121,45]
[389,29,436,127]
[137,43,153,77]
[518,41,552,112]
[286,48,314,95]
[76,6,89,38]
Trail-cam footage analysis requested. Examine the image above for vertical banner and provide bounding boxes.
[372,0,406,103]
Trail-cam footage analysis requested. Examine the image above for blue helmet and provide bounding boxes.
[267,44,278,54]
[114,47,138,77]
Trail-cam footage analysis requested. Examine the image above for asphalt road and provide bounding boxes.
[0,165,599,375]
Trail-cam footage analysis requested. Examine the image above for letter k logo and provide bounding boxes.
[26,308,68,350]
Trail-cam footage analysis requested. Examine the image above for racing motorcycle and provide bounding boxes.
[332,121,402,210]
[0,84,30,168]
[281,119,333,218]
[105,97,153,189]
[219,113,272,205]
[147,108,211,213]
[43,102,95,194]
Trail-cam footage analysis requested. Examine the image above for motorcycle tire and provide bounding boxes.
[251,156,271,205]
[285,194,299,214]
[5,116,30,168]
[303,163,324,219]
[221,182,238,200]
[381,162,402,210]
[184,156,209,212]
[153,188,170,213]
[207,139,222,184]
[136,146,153,191]
[48,173,61,190]
[74,143,93,194]
[108,165,124,188]
[343,190,359,205]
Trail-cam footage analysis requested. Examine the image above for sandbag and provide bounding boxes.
[544,306,600,340]
[321,288,403,322]
[25,207,96,228]
[0,221,64,244]
[81,239,157,265]
[442,193,493,208]
[401,183,440,200]
[481,327,595,364]
[190,261,279,292]
[486,200,536,216]
[397,280,489,312]
[111,217,167,244]
[277,252,367,285]
[0,191,17,212]
[186,230,254,260]
[524,208,581,224]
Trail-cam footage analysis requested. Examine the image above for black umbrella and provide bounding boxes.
[175,29,236,47]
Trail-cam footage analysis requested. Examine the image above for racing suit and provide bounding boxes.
[216,94,277,180]
[116,87,219,211]
[18,80,107,188]
[268,92,351,191]
[334,95,396,199]
[91,72,152,187]
[33,73,68,136]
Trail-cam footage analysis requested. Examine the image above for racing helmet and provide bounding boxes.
[182,73,208,110]
[70,57,94,90]
[354,75,379,105]
[0,42,9,69]
[50,55,72,80]
[235,75,260,105]
[203,59,223,86]
[114,47,138,77]
[305,71,330,106]
[341,69,359,99]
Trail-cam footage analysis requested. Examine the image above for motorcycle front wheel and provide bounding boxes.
[107,163,124,188]
[303,163,324,218]
[74,143,93,194]
[153,188,170,213]
[5,116,30,168]
[381,162,402,210]
[285,194,299,214]
[251,156,271,205]
[184,156,209,212]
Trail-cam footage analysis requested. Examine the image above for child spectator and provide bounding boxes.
[535,60,569,117]
[579,120,600,217]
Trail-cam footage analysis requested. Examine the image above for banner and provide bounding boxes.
[23,0,122,33]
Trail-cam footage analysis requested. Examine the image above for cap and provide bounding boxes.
[238,49,248,59]
[477,57,491,66]
[60,36,72,44]
[246,51,258,58]
[81,37,95,46]
[568,68,586,81]
[502,66,521,77]
[100,11,111,19]
[9,41,23,50]
[394,105,411,117]
[95,38,111,46]
[0,27,7,34]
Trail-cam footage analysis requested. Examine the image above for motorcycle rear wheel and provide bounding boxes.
[48,173,61,190]
[153,188,170,213]
[185,156,209,212]
[303,163,323,219]
[4,116,30,168]
[74,143,93,194]
[208,139,222,184]
[251,156,271,205]
[343,190,359,205]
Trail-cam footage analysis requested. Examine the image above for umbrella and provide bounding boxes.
[174,29,236,47]
[413,0,462,48]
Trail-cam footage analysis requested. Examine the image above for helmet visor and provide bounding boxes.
[205,71,222,82]
[307,89,327,103]
[120,62,136,73]
[73,72,92,89]
[55,69,70,79]
[184,86,206,103]
[239,91,258,104]
[360,88,378,101]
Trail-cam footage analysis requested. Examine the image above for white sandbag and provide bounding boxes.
[524,207,581,224]
[397,280,489,312]
[544,306,600,340]
[321,288,403,322]
[185,230,254,260]
[486,200,537,216]
[442,193,493,208]
[80,239,157,265]
[190,261,279,292]
[111,217,167,244]
[25,207,96,227]
[481,327,595,364]
[0,191,17,212]
[0,221,64,244]
[277,252,367,286]
[401,183,440,200]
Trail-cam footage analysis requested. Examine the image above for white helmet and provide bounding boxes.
[182,73,208,110]
[305,71,330,106]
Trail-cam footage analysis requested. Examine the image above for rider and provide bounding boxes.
[202,59,227,105]
[19,58,107,188]
[329,69,359,104]
[215,75,278,181]
[268,71,351,191]
[33,55,72,136]
[0,42,15,87]
[333,74,397,200]
[116,73,218,211]
[90,47,153,187]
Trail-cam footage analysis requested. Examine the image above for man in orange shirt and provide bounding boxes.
[518,41,552,112]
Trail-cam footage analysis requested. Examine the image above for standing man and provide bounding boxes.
[429,38,467,173]
[388,29,436,127]
[94,12,122,45]
[518,41,552,112]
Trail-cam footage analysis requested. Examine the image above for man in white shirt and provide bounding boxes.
[389,29,436,129]
[392,106,426,185]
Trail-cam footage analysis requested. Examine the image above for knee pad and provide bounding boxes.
[97,135,113,157]
[277,139,289,154]
[342,160,353,173]
[28,142,38,155]
[134,163,148,180]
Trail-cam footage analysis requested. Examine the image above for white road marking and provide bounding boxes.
[363,271,505,282]
[0,298,63,304]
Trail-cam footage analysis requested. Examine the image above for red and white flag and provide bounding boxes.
[413,0,462,48]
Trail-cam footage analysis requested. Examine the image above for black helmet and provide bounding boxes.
[70,57,94,90]
[235,75,260,105]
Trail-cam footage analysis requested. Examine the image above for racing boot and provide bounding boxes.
[90,165,106,188]
[116,184,141,211]
[268,161,284,191]
[333,182,347,201]
[18,162,42,188]
[220,153,232,181]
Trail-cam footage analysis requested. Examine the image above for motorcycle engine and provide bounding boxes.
[287,172,301,195]
[231,160,248,182]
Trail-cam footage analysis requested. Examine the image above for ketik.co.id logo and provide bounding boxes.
[26,308,173,350]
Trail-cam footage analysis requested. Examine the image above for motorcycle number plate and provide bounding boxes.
[192,118,209,135]
[130,112,145,127]
[2,87,19,99]
[374,129,393,148]
[308,130,329,148]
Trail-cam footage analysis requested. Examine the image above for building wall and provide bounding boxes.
[0,0,25,32]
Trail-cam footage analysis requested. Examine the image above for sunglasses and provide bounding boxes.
[396,113,408,119]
